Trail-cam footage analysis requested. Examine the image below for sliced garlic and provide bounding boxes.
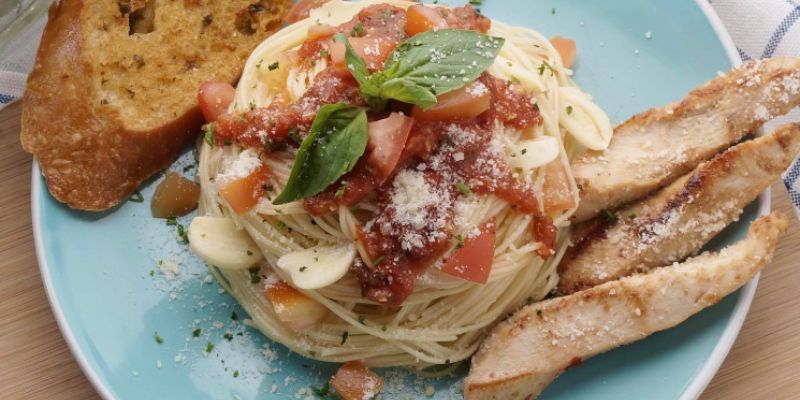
[188,216,263,270]
[560,86,613,150]
[506,136,560,172]
[276,243,356,290]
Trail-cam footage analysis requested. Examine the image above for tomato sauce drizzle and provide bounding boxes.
[215,4,556,306]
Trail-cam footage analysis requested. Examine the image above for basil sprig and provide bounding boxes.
[335,29,505,110]
[272,104,368,205]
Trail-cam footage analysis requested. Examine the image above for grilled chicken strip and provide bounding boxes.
[571,57,800,223]
[557,123,800,294]
[465,213,787,400]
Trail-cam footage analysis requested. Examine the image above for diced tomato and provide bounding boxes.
[285,0,331,24]
[405,4,446,36]
[307,23,336,41]
[366,113,414,179]
[412,81,491,121]
[265,280,329,332]
[441,218,496,284]
[219,164,270,214]
[550,35,577,68]
[198,81,235,122]
[541,159,577,214]
[330,361,384,400]
[329,37,398,71]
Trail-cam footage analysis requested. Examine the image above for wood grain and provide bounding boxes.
[0,100,798,399]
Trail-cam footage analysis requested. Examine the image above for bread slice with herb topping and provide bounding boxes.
[21,0,291,211]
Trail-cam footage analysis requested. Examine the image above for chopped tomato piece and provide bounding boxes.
[219,164,270,214]
[330,361,384,400]
[367,113,414,179]
[265,280,328,332]
[441,218,496,284]
[405,4,446,36]
[329,37,398,71]
[541,159,577,214]
[412,81,491,121]
[285,0,331,24]
[198,81,235,122]
[307,23,336,41]
[551,35,577,68]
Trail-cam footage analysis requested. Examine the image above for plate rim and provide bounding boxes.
[30,1,765,398]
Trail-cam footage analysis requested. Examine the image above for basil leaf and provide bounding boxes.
[382,29,504,107]
[378,78,438,109]
[272,104,368,205]
[334,34,387,110]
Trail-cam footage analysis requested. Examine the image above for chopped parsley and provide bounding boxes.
[311,382,331,398]
[149,270,155,277]
[166,217,177,226]
[381,324,388,332]
[231,310,239,321]
[275,220,287,230]
[350,22,365,37]
[455,181,471,195]
[268,61,279,71]
[129,190,144,203]
[566,105,573,115]
[551,7,556,14]
[538,61,554,76]
[192,328,201,337]
[521,148,528,155]
[203,123,215,146]
[205,342,215,353]
[154,332,164,344]
[246,250,253,256]
[320,48,329,58]
[357,315,366,325]
[454,234,465,249]
[309,350,317,357]
[232,370,239,378]
[469,0,482,4]
[248,266,261,284]
[288,127,302,144]
[372,255,384,266]
[536,309,544,318]
[601,209,619,225]
[299,266,308,272]
[335,180,348,198]
[224,332,233,341]
[341,331,349,345]
[176,222,189,244]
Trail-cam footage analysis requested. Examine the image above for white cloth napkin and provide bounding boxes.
[2,0,800,215]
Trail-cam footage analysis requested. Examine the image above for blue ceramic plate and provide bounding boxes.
[34,1,768,399]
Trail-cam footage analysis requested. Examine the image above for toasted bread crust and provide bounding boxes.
[21,0,289,210]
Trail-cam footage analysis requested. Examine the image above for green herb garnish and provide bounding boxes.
[224,333,233,341]
[455,181,471,195]
[566,105,573,115]
[601,209,618,225]
[341,331,349,345]
[311,382,331,398]
[454,234,465,249]
[299,266,308,272]
[231,310,238,321]
[130,190,144,203]
[272,104,368,204]
[350,22,365,37]
[268,61,279,71]
[357,315,366,325]
[372,255,384,266]
[248,266,261,284]
[203,123,215,147]
[335,29,505,111]
[205,342,215,353]
[192,328,201,337]
[154,332,164,344]
[232,370,239,378]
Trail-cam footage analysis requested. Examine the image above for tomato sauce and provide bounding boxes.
[215,4,555,306]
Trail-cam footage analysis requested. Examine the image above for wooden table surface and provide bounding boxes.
[1,99,799,399]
